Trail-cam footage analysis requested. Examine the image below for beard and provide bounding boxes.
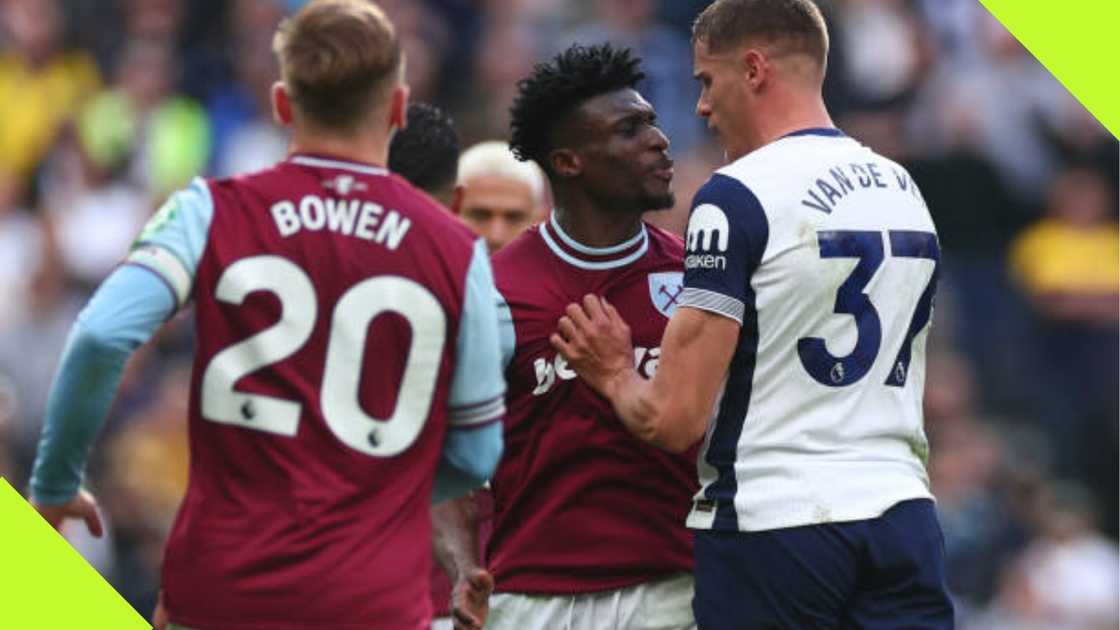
[641,190,676,212]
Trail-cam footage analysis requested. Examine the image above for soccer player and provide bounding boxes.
[389,102,462,208]
[386,100,473,630]
[29,2,505,629]
[454,141,547,253]
[553,1,953,628]
[436,43,699,630]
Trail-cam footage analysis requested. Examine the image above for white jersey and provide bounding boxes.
[678,128,938,533]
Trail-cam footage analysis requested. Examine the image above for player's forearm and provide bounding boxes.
[30,324,131,504]
[30,266,173,504]
[608,370,696,453]
[432,493,482,582]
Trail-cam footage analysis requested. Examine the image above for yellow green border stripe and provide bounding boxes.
[0,478,148,628]
[980,0,1120,139]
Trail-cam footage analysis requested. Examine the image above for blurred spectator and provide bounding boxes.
[0,172,46,330]
[0,244,83,472]
[454,15,539,143]
[0,0,101,184]
[99,360,191,617]
[207,0,287,177]
[1009,166,1119,327]
[928,11,1099,204]
[454,140,547,253]
[1008,166,1118,484]
[564,0,705,152]
[115,39,211,196]
[966,481,1120,630]
[834,0,933,110]
[925,353,1033,608]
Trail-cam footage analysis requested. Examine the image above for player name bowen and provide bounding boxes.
[270,195,411,250]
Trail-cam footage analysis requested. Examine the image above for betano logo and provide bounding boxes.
[686,204,729,270]
[532,347,661,396]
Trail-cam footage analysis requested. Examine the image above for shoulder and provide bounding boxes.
[491,226,545,272]
[490,226,550,293]
[644,222,685,262]
[381,172,477,241]
[691,172,768,232]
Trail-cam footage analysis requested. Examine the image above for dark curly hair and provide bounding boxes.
[388,102,461,195]
[509,43,645,173]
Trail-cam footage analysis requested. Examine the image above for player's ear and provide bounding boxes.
[742,49,768,90]
[389,84,410,131]
[272,82,293,126]
[450,184,465,215]
[550,149,582,179]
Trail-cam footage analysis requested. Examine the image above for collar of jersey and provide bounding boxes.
[781,127,847,139]
[289,154,390,176]
[540,212,649,270]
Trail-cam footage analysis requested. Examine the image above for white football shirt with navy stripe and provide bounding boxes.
[679,128,939,533]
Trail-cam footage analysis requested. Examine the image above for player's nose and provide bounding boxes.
[648,125,670,152]
[696,96,711,119]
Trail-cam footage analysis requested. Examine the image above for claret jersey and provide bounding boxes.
[679,129,939,534]
[126,155,504,630]
[487,214,697,594]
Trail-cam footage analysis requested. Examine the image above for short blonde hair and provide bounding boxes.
[458,141,545,202]
[693,0,829,70]
[272,0,401,129]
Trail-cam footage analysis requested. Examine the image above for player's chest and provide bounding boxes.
[506,269,682,398]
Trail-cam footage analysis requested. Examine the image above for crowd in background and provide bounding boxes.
[0,0,1115,627]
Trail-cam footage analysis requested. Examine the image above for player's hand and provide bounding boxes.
[152,590,169,630]
[450,567,494,630]
[31,488,104,538]
[551,294,636,398]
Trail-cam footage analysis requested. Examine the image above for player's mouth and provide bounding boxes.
[652,160,674,182]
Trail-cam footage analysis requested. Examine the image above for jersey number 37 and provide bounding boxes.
[798,230,939,388]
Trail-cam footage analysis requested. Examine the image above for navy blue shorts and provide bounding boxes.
[693,499,954,629]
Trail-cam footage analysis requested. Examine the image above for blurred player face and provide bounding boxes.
[693,40,753,161]
[457,174,541,252]
[566,88,674,213]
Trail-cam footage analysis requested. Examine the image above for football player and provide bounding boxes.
[555,1,953,628]
[30,2,504,628]
[437,43,699,630]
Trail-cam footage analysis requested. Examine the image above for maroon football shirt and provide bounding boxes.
[160,155,482,630]
[487,216,698,594]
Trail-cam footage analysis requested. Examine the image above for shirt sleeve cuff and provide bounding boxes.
[678,287,745,325]
[448,395,505,429]
[125,244,192,307]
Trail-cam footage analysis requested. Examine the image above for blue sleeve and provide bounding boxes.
[496,289,516,370]
[29,265,176,504]
[432,421,502,504]
[434,238,506,503]
[125,176,214,308]
[446,239,507,428]
[679,173,769,325]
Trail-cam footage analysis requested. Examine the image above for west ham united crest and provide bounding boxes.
[648,272,684,318]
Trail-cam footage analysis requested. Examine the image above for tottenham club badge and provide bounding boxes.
[648,272,684,318]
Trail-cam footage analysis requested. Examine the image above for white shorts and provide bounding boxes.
[486,572,696,630]
[432,616,453,630]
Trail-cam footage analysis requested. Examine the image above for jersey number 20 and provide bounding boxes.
[200,255,446,457]
[797,230,939,388]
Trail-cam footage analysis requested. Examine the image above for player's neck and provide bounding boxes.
[552,202,644,249]
[746,92,834,156]
[288,128,390,168]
